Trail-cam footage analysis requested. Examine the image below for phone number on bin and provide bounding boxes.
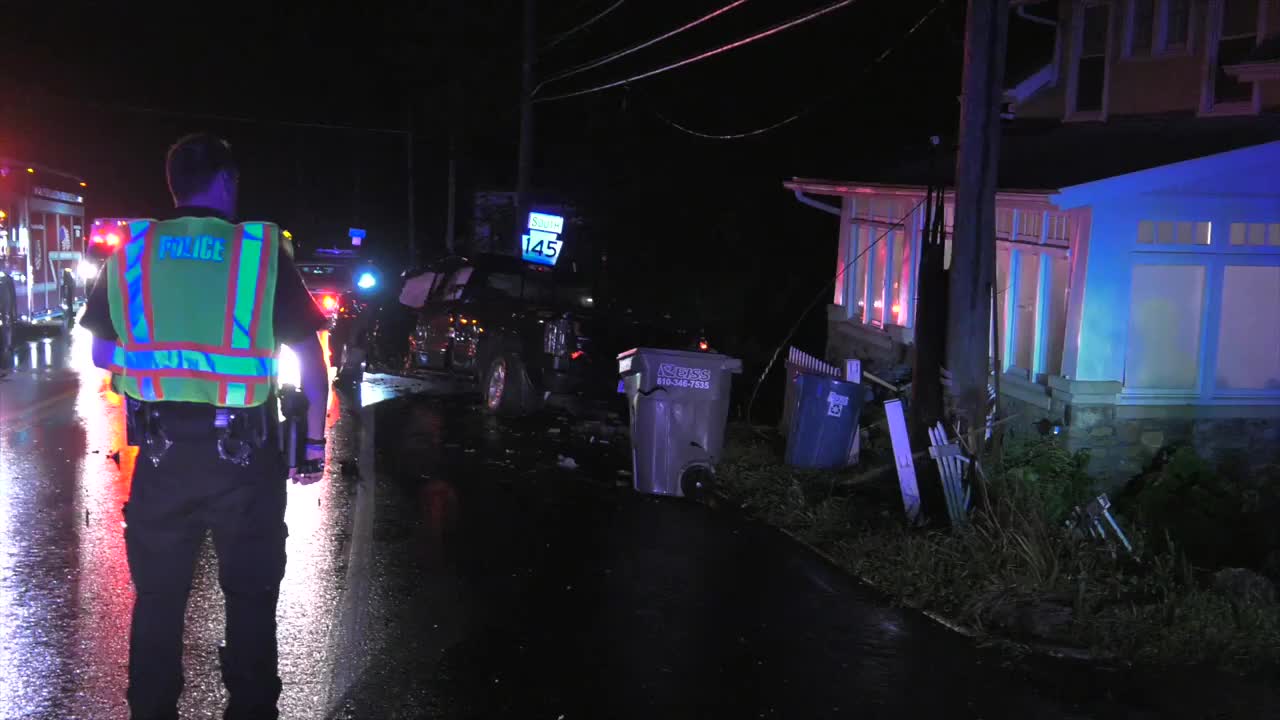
[658,377,710,390]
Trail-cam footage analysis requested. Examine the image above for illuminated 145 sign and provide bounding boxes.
[521,229,562,266]
[522,211,566,266]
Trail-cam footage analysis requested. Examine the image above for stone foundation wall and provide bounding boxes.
[1002,389,1280,489]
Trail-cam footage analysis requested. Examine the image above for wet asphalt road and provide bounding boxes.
[1,327,1277,719]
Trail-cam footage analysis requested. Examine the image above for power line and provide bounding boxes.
[533,0,752,97]
[650,0,950,140]
[535,0,861,104]
[541,0,628,52]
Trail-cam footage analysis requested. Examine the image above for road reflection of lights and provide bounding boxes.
[0,326,382,717]
[0,329,100,714]
[68,323,137,715]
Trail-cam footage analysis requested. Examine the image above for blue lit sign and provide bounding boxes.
[528,212,564,234]
[349,227,366,247]
[521,229,563,266]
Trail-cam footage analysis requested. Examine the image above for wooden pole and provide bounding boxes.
[947,0,1008,440]
[445,0,463,254]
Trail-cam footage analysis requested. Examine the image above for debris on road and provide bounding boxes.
[558,455,579,470]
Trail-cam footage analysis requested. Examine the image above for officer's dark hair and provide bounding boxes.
[165,133,238,202]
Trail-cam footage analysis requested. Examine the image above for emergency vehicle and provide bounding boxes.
[0,159,91,327]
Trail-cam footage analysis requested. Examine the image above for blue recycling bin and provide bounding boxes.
[785,373,863,469]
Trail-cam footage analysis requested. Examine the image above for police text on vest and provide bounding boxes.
[158,235,227,262]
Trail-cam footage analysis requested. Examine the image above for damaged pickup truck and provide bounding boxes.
[329,253,710,416]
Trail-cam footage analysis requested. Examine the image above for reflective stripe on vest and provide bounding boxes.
[122,221,154,344]
[230,223,266,350]
[111,346,277,380]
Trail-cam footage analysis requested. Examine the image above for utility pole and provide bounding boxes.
[406,120,417,266]
[445,0,464,254]
[946,0,1008,440]
[514,0,536,250]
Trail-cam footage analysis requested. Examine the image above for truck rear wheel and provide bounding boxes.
[483,352,540,417]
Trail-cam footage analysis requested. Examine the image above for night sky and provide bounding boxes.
[0,0,1054,364]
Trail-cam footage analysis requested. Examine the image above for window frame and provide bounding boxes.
[1123,218,1280,403]
[996,207,1074,383]
[1124,0,1197,58]
[1212,258,1280,398]
[1200,0,1267,116]
[842,195,921,331]
[1067,0,1116,122]
[1121,254,1213,399]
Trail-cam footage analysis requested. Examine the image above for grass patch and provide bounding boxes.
[716,427,1280,675]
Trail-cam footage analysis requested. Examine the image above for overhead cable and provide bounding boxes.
[535,0,859,104]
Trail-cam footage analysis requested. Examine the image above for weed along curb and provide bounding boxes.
[774,524,1121,666]
[723,488,1117,666]
[713,427,1280,678]
[772,521,980,640]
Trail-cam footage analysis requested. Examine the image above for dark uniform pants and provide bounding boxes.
[123,433,288,720]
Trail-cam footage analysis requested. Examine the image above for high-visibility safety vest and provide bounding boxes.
[105,216,281,407]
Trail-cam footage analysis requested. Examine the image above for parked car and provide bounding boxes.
[330,253,710,416]
[296,247,379,326]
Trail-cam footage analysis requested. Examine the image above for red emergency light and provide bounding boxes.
[319,294,338,312]
[91,231,121,247]
[91,219,128,249]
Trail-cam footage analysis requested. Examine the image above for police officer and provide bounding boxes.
[81,134,330,720]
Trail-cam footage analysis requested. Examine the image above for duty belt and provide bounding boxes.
[126,399,270,467]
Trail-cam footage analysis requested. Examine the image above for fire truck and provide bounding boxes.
[0,159,91,343]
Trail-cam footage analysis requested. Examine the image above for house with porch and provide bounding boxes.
[787,0,1280,480]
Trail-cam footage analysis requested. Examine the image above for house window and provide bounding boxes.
[861,227,909,327]
[1075,3,1111,113]
[1210,0,1260,107]
[846,198,914,328]
[996,240,1071,380]
[1228,222,1280,245]
[1129,0,1157,55]
[1044,256,1071,377]
[1130,0,1194,55]
[1012,251,1041,371]
[1137,220,1212,245]
[1162,0,1191,49]
[1126,264,1206,390]
[848,226,867,317]
[869,232,889,325]
[1215,265,1280,390]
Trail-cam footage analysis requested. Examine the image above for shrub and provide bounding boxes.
[1124,447,1280,572]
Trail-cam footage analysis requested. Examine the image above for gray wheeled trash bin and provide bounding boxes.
[618,347,743,497]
